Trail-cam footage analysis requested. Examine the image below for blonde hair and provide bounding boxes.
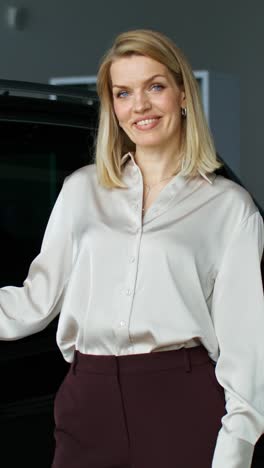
[95,29,223,189]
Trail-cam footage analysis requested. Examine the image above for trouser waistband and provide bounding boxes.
[71,345,211,375]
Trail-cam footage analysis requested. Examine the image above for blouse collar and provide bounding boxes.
[121,152,216,185]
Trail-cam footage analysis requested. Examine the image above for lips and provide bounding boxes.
[133,116,161,131]
[133,116,161,125]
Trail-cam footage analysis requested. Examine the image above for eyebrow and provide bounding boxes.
[112,74,167,89]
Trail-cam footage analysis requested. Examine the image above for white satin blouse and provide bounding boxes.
[0,151,264,467]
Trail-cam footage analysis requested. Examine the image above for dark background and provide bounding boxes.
[0,1,263,466]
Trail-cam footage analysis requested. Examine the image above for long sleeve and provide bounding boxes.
[210,210,264,468]
[0,176,73,340]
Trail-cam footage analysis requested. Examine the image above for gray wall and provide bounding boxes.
[0,0,263,207]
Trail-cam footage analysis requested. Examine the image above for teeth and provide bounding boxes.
[136,118,159,126]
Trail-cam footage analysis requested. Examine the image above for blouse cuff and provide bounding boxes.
[212,427,255,468]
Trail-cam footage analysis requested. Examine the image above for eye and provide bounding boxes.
[115,90,129,98]
[150,83,164,92]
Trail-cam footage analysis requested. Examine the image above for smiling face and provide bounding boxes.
[110,54,186,153]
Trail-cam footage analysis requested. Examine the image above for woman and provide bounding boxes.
[0,29,264,468]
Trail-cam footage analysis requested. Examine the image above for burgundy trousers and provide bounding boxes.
[52,345,226,468]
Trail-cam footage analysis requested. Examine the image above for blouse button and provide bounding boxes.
[130,256,135,263]
[126,288,132,296]
[119,320,126,327]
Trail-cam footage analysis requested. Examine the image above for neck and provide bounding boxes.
[133,147,182,185]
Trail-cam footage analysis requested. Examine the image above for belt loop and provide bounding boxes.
[72,349,78,375]
[183,347,191,373]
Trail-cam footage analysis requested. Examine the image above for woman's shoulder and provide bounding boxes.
[65,163,96,182]
[63,163,96,190]
[213,173,259,222]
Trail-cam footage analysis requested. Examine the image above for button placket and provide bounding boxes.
[115,163,143,349]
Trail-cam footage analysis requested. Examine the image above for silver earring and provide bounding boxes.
[181,107,187,118]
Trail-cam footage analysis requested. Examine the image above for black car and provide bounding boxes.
[0,80,263,467]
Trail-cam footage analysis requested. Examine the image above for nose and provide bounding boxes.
[132,90,151,113]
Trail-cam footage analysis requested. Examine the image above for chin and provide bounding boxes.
[131,134,165,146]
[134,139,167,149]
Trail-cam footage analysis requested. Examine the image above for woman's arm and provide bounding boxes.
[0,175,73,340]
[210,210,264,468]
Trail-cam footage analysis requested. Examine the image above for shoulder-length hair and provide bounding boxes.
[95,28,223,189]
